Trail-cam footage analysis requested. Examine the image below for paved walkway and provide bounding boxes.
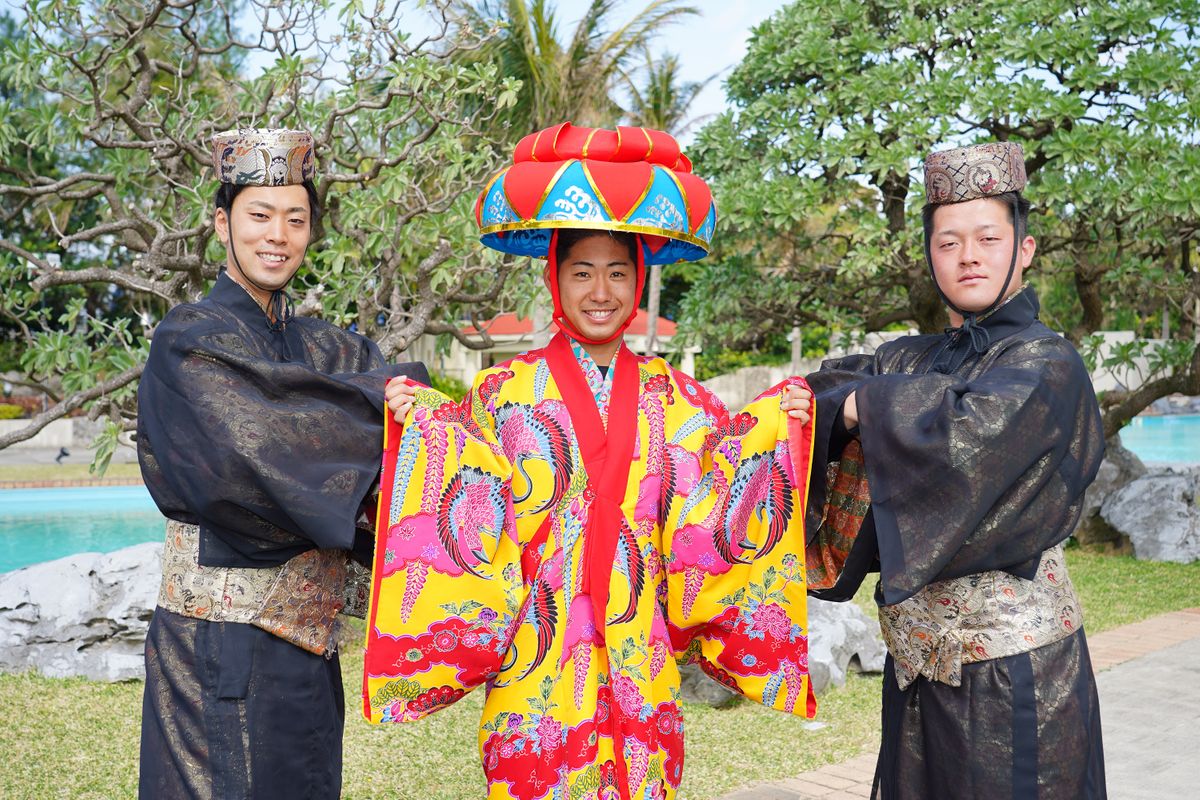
[719,608,1200,800]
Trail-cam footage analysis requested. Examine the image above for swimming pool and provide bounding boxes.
[0,486,165,573]
[1,414,1195,573]
[1120,414,1200,464]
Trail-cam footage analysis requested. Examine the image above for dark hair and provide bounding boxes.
[214,179,322,227]
[554,228,638,264]
[922,191,1031,244]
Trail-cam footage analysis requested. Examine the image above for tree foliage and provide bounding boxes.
[687,0,1199,433]
[0,0,521,457]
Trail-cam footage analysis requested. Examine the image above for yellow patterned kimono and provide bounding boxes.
[364,334,816,799]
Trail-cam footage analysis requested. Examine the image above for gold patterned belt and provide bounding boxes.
[877,544,1083,689]
[157,520,368,656]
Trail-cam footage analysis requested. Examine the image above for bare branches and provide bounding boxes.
[0,363,144,449]
[0,0,524,453]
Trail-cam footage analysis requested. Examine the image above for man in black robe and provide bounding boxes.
[137,128,428,799]
[793,142,1107,799]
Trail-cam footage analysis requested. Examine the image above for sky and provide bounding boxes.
[564,0,792,141]
[1,0,790,141]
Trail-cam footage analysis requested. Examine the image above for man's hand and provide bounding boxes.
[781,384,812,426]
[843,391,859,429]
[385,377,418,423]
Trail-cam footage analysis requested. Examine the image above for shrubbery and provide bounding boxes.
[429,372,471,403]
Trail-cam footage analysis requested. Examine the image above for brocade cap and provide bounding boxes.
[923,142,1026,204]
[475,122,717,265]
[211,128,315,187]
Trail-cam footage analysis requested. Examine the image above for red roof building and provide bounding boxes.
[405,309,695,388]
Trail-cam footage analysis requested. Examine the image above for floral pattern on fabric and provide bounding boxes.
[807,440,869,590]
[158,519,279,623]
[157,520,350,655]
[364,340,817,800]
[571,336,616,420]
[878,544,1083,690]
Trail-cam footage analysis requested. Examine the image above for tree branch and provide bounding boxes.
[0,363,145,449]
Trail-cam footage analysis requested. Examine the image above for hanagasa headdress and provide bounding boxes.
[476,123,716,345]
[475,122,716,265]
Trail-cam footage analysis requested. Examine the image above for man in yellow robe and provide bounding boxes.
[364,123,817,800]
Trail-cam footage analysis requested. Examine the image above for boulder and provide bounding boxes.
[1100,467,1200,563]
[1147,393,1200,416]
[1074,435,1146,549]
[679,597,886,707]
[0,542,161,681]
[678,662,740,708]
[806,597,886,694]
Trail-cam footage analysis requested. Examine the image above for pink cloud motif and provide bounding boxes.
[382,513,460,576]
[669,523,733,619]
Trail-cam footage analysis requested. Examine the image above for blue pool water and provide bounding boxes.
[0,415,1195,573]
[0,486,164,573]
[1120,415,1200,464]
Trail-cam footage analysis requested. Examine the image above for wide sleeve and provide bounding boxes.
[137,305,426,565]
[662,377,818,718]
[857,336,1104,605]
[801,355,878,598]
[362,380,526,724]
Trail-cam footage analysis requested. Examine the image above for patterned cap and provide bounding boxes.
[475,122,717,265]
[211,128,315,186]
[923,142,1026,204]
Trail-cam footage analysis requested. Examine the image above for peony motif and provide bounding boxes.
[751,602,793,640]
[610,673,645,718]
[535,714,563,753]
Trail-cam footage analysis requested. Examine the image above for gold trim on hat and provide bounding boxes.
[480,218,709,252]
[580,161,618,222]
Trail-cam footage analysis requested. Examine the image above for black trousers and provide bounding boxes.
[139,608,344,800]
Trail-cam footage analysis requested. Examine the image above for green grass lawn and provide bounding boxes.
[1,549,1196,799]
[0,462,142,483]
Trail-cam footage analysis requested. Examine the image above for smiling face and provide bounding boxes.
[929,196,1035,325]
[547,233,638,363]
[214,184,312,307]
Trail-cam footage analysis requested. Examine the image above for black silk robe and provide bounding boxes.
[138,271,427,567]
[805,287,1107,799]
[136,272,427,799]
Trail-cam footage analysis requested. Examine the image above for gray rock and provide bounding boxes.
[678,662,740,708]
[806,597,886,694]
[1074,435,1146,549]
[1101,468,1200,563]
[1148,393,1200,415]
[0,542,161,681]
